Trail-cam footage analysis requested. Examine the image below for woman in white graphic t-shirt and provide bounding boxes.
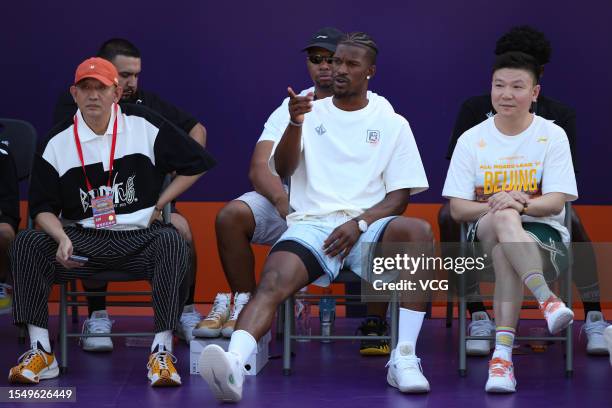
[442,51,578,393]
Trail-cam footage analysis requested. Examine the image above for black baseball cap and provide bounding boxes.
[302,27,344,52]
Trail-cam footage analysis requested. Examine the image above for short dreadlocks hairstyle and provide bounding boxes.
[338,32,378,64]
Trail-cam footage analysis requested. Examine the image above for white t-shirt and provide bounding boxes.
[258,87,394,144]
[269,95,429,226]
[442,114,578,242]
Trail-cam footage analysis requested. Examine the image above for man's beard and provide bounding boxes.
[122,88,137,101]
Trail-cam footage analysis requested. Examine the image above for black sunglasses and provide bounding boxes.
[308,55,335,65]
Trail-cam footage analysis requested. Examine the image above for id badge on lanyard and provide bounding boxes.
[91,195,116,228]
[73,104,119,229]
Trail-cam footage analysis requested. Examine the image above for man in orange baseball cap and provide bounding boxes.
[8,57,215,387]
[53,42,208,349]
[69,57,122,136]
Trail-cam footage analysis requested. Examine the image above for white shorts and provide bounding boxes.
[274,214,397,286]
[235,190,288,246]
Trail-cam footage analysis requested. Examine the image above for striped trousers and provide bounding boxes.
[9,222,190,332]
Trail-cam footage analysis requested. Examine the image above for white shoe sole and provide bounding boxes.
[81,339,113,352]
[386,371,430,393]
[485,380,516,393]
[466,340,491,356]
[176,328,194,343]
[586,342,610,355]
[9,362,59,384]
[547,307,574,334]
[221,326,234,338]
[148,371,182,387]
[193,327,222,338]
[198,345,242,402]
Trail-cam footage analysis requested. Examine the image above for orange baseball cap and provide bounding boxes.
[74,57,119,87]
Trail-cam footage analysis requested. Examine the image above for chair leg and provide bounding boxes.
[565,323,573,377]
[458,272,467,376]
[446,278,454,327]
[564,256,573,377]
[276,302,284,340]
[70,280,78,324]
[390,291,398,350]
[60,284,68,374]
[283,297,293,376]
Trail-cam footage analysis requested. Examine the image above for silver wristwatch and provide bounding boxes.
[355,218,368,233]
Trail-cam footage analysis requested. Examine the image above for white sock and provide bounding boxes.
[228,329,257,366]
[28,324,51,353]
[151,330,173,352]
[492,326,515,362]
[523,271,553,304]
[397,308,425,354]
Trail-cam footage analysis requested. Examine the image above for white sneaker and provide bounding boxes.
[386,342,430,393]
[177,304,202,343]
[541,296,574,334]
[80,310,113,352]
[193,293,231,338]
[467,311,494,356]
[485,357,516,393]
[582,311,610,355]
[221,292,251,338]
[604,326,612,366]
[198,344,245,402]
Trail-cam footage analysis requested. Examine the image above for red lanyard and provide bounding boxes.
[73,104,119,192]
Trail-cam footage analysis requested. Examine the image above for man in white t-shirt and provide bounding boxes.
[443,51,577,393]
[195,28,343,339]
[204,28,395,341]
[199,32,433,401]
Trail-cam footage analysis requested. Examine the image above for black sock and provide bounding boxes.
[186,283,196,306]
[577,282,601,315]
[84,283,108,316]
[583,302,602,315]
[467,301,488,317]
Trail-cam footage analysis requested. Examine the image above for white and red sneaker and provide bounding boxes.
[485,357,516,393]
[540,295,574,334]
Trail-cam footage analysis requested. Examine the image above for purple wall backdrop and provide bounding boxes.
[2,1,610,204]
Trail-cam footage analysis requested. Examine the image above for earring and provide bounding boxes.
[367,75,371,80]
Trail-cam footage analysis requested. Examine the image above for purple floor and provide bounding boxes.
[0,313,610,408]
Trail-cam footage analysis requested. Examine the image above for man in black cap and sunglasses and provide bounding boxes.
[204,27,345,340]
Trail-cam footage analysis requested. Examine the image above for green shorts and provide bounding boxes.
[468,220,568,281]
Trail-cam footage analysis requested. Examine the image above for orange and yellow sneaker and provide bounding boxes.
[221,292,250,338]
[193,293,230,338]
[147,346,181,387]
[485,357,516,393]
[8,343,59,384]
[540,295,574,334]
